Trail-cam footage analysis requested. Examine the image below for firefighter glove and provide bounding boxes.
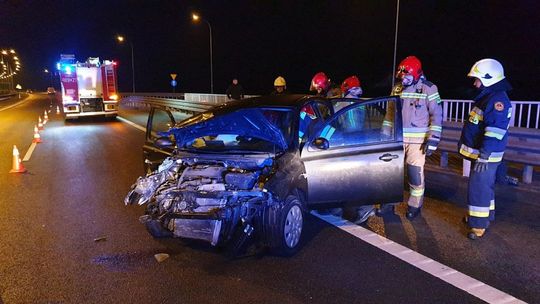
[473,158,489,173]
[423,140,438,156]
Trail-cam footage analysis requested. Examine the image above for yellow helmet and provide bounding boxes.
[274,76,286,87]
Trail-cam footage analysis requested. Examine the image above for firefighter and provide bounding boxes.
[310,72,333,97]
[380,56,443,219]
[459,58,512,240]
[271,76,288,95]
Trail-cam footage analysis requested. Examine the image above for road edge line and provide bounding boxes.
[22,142,37,161]
[117,116,146,132]
[311,212,527,304]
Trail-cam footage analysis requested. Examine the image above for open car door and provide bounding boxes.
[143,106,176,173]
[301,96,404,207]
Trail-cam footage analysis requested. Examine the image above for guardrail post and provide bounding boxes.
[522,165,533,184]
[440,151,448,168]
[463,159,471,177]
[443,101,448,122]
[510,102,517,127]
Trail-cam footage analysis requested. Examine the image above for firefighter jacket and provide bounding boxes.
[459,79,512,162]
[383,78,443,145]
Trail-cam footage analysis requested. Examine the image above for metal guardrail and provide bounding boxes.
[121,95,214,115]
[120,93,258,114]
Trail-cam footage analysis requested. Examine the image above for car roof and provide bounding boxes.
[210,94,317,113]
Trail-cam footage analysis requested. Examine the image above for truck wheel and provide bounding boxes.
[270,195,304,256]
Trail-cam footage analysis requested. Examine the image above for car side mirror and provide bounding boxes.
[154,136,175,149]
[312,137,330,150]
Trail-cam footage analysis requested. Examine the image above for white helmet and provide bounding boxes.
[468,58,505,87]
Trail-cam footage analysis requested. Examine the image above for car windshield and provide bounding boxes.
[171,107,293,153]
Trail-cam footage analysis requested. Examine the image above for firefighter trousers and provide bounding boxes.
[467,162,499,229]
[404,143,425,208]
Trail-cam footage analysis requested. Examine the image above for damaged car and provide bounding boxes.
[125,94,404,256]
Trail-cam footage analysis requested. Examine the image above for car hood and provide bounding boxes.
[168,108,288,151]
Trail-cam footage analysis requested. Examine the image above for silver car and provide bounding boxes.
[125,94,404,256]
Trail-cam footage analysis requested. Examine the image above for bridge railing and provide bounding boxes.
[443,99,540,129]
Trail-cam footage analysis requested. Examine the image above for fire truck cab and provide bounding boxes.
[57,54,119,120]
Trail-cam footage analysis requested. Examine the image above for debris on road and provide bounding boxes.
[154,253,169,263]
[93,236,107,242]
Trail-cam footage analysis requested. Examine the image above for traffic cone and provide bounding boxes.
[56,106,60,115]
[9,145,27,173]
[32,125,42,143]
[38,116,44,130]
[43,111,49,123]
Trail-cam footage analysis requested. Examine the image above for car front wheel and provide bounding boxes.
[270,195,304,256]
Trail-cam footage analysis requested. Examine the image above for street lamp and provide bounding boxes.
[391,0,400,89]
[116,35,136,93]
[192,12,214,94]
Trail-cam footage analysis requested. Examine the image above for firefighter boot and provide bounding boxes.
[406,206,421,220]
[467,228,486,240]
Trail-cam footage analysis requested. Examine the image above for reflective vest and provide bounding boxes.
[459,82,512,162]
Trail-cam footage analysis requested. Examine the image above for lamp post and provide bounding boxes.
[116,35,136,93]
[391,0,400,89]
[192,13,214,94]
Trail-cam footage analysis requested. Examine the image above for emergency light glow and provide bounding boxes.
[57,63,61,70]
[65,66,72,74]
[110,94,118,100]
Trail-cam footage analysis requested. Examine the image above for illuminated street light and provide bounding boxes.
[1,50,7,55]
[115,34,136,92]
[10,49,15,54]
[44,69,49,73]
[191,12,214,93]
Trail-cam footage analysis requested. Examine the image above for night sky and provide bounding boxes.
[2,0,539,100]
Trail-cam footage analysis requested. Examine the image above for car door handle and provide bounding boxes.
[379,153,399,162]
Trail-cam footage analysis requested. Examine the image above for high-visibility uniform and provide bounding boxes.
[459,80,512,229]
[384,78,443,208]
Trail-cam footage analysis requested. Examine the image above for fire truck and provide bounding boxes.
[57,54,119,120]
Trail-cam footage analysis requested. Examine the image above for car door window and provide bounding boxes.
[312,98,397,149]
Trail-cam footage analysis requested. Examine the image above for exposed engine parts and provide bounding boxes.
[126,156,274,247]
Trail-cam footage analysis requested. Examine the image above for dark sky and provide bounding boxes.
[1,0,540,99]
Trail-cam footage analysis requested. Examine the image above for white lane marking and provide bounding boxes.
[22,142,37,161]
[117,116,146,132]
[312,212,527,304]
[0,98,29,112]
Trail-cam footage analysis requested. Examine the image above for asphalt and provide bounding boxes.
[0,94,537,303]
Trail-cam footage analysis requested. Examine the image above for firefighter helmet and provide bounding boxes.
[396,56,423,81]
[274,76,286,87]
[310,72,330,92]
[468,58,505,87]
[341,76,361,94]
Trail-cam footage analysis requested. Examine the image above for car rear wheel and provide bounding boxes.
[270,195,304,256]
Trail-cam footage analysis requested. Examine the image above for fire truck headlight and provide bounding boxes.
[110,94,118,101]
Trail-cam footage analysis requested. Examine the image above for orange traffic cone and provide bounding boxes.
[38,116,44,130]
[56,106,60,115]
[44,111,49,123]
[32,125,42,143]
[9,145,27,173]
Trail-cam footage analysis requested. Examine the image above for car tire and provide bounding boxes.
[269,195,304,256]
